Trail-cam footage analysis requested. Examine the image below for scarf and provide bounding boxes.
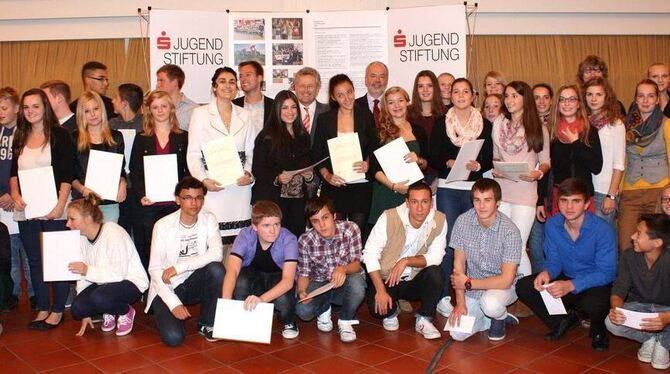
[588,112,609,131]
[445,106,483,147]
[496,116,526,155]
[557,118,584,144]
[625,104,663,147]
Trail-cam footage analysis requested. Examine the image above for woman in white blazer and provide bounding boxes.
[187,67,255,244]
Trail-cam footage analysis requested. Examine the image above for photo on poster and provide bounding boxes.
[272,68,289,83]
[234,43,266,66]
[272,43,303,65]
[271,18,303,40]
[233,18,265,40]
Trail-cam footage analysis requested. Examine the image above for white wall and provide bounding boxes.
[0,0,669,41]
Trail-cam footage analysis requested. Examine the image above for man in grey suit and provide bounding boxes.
[355,61,388,128]
[293,67,329,144]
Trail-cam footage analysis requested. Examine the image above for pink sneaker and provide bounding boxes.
[115,306,135,336]
[101,314,116,332]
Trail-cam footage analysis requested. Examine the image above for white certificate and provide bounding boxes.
[202,137,244,187]
[143,154,178,203]
[540,286,567,315]
[213,299,274,344]
[493,161,531,182]
[18,166,57,219]
[444,139,485,184]
[327,133,366,183]
[85,150,123,201]
[443,314,476,334]
[42,230,82,281]
[299,283,333,303]
[373,137,424,185]
[616,307,659,330]
[118,129,136,175]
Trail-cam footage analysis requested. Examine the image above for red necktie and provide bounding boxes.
[373,99,380,127]
[303,106,311,132]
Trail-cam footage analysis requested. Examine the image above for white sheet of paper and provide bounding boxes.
[373,137,424,185]
[202,136,244,187]
[118,129,135,175]
[144,154,178,203]
[443,314,476,333]
[42,230,82,281]
[327,133,365,183]
[18,166,57,219]
[493,161,531,182]
[85,150,123,201]
[617,307,659,330]
[540,286,567,315]
[299,283,334,303]
[213,299,274,344]
[445,139,485,184]
[284,157,330,179]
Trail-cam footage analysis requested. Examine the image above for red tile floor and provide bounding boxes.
[0,297,654,373]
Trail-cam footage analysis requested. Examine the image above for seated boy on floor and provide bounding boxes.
[606,214,670,370]
[222,200,300,339]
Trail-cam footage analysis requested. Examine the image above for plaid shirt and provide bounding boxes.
[297,221,362,282]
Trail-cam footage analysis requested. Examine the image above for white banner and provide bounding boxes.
[387,5,467,93]
[149,9,229,104]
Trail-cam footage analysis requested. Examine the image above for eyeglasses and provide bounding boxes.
[86,76,109,82]
[179,195,205,202]
[661,197,670,204]
[558,96,579,104]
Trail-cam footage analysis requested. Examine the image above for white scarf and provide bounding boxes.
[445,106,484,147]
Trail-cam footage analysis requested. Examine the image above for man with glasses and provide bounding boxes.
[145,176,225,346]
[356,61,388,128]
[70,61,117,119]
[576,55,626,115]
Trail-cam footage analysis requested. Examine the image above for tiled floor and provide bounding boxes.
[0,297,653,373]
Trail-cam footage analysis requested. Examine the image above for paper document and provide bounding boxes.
[443,314,476,334]
[85,150,123,201]
[445,139,485,184]
[144,154,178,203]
[616,307,659,330]
[284,157,329,179]
[42,230,82,281]
[327,133,366,183]
[18,166,57,219]
[202,137,244,187]
[299,283,334,303]
[540,284,567,315]
[118,129,136,175]
[373,137,424,185]
[213,299,274,344]
[493,161,531,182]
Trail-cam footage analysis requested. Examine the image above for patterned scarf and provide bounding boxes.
[445,106,484,147]
[588,112,609,131]
[557,118,584,144]
[625,104,663,147]
[496,116,526,155]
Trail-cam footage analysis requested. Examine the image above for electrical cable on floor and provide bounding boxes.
[424,337,454,373]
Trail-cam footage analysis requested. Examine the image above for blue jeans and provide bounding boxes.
[436,187,472,297]
[295,272,366,321]
[19,220,69,312]
[10,233,33,297]
[594,192,616,226]
[233,267,296,325]
[605,301,670,350]
[99,203,120,223]
[527,219,545,274]
[71,280,141,319]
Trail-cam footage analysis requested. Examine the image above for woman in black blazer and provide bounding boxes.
[129,90,189,269]
[312,74,378,234]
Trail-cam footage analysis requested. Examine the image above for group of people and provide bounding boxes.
[0,55,669,370]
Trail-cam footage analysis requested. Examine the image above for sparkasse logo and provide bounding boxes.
[393,29,406,47]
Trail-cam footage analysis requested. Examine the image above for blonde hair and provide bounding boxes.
[378,86,410,145]
[75,91,116,152]
[548,84,591,146]
[68,194,103,224]
[142,90,182,135]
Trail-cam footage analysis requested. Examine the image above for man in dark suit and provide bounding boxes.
[41,80,77,133]
[355,61,388,128]
[233,60,273,134]
[293,67,329,144]
[69,61,117,120]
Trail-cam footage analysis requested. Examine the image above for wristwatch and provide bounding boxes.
[605,193,617,200]
[464,278,472,291]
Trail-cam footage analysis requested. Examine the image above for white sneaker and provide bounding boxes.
[317,307,333,332]
[638,337,656,363]
[415,316,441,340]
[383,309,399,331]
[436,296,453,318]
[652,340,670,370]
[338,319,359,343]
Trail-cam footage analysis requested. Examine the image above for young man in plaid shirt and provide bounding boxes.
[295,196,366,342]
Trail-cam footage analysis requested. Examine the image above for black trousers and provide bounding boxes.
[133,204,179,270]
[516,273,611,336]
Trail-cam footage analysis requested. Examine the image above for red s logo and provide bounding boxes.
[157,31,171,50]
[393,29,406,48]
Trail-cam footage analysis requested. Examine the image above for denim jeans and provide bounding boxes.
[232,266,296,325]
[527,219,545,274]
[593,192,617,226]
[9,233,33,297]
[605,302,670,350]
[436,187,472,297]
[70,280,141,319]
[151,262,224,347]
[99,203,120,224]
[295,271,366,321]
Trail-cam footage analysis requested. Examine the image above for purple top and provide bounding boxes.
[231,226,299,269]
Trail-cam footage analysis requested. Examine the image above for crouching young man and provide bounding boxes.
[146,177,225,346]
[295,196,366,342]
[363,182,446,339]
[606,214,670,370]
[222,201,300,339]
[448,179,521,341]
